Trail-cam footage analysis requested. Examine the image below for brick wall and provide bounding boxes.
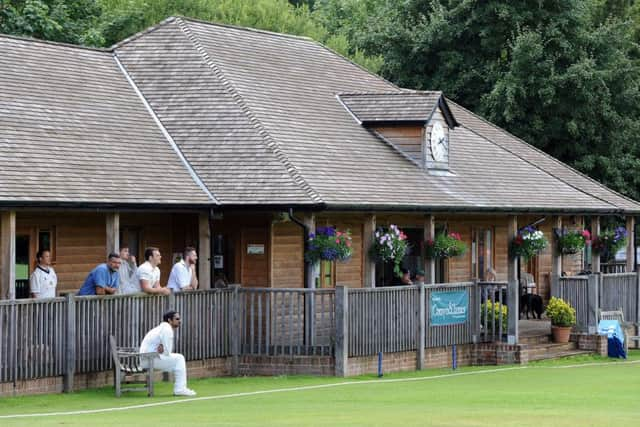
[238,355,334,376]
[572,333,608,356]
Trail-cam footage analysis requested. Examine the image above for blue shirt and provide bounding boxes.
[77,263,119,296]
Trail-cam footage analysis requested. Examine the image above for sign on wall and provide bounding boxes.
[247,244,265,255]
[430,290,469,326]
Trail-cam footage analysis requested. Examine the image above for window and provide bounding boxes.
[472,228,494,280]
[317,260,335,288]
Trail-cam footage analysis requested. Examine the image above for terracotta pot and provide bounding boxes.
[552,325,572,343]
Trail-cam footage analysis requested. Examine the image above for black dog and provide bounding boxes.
[520,294,544,319]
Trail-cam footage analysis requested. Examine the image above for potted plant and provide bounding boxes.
[556,228,590,255]
[591,226,627,261]
[425,232,467,259]
[509,226,548,261]
[545,297,576,343]
[369,224,409,277]
[305,226,353,263]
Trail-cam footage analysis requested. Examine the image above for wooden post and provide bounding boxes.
[303,213,317,290]
[105,213,120,255]
[473,279,480,343]
[591,216,601,273]
[626,216,635,272]
[416,284,425,370]
[198,212,211,289]
[587,274,599,334]
[302,214,316,345]
[335,286,348,377]
[230,285,240,376]
[551,216,563,297]
[363,214,376,288]
[64,293,76,392]
[507,215,519,344]
[424,215,435,284]
[1,211,16,300]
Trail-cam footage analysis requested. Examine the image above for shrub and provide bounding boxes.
[545,297,576,327]
[480,299,508,333]
[425,232,467,259]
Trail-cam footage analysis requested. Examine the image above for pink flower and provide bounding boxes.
[581,230,591,240]
[346,241,352,247]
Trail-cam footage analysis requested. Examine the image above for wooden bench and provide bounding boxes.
[109,335,158,397]
[599,309,640,354]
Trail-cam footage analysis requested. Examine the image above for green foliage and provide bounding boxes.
[592,226,627,260]
[304,226,352,263]
[480,299,507,333]
[545,297,576,327]
[0,0,104,45]
[425,232,466,259]
[556,229,589,255]
[509,226,548,261]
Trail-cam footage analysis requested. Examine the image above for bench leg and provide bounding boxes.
[114,368,121,397]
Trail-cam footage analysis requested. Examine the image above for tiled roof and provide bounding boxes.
[0,35,212,206]
[339,92,442,123]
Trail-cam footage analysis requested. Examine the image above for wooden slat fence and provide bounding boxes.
[555,276,590,331]
[174,289,233,360]
[599,273,639,323]
[601,262,626,274]
[0,298,66,382]
[426,282,477,347]
[239,288,335,356]
[478,282,507,342]
[348,286,419,357]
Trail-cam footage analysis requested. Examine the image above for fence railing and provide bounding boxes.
[348,286,419,357]
[555,276,592,332]
[477,282,508,342]
[426,283,478,347]
[601,262,626,274]
[599,273,639,323]
[238,288,335,356]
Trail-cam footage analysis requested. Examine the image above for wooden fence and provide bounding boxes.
[555,276,592,332]
[599,273,639,323]
[426,283,479,347]
[477,282,508,342]
[238,288,335,356]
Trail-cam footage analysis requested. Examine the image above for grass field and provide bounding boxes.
[1,352,639,426]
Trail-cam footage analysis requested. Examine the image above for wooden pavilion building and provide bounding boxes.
[1,17,639,346]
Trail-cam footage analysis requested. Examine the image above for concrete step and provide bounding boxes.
[519,334,552,345]
[526,348,593,362]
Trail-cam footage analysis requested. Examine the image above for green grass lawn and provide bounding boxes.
[1,351,639,427]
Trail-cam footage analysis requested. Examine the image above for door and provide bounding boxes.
[241,227,270,287]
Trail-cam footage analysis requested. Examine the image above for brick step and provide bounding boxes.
[519,334,553,345]
[526,349,593,362]
[521,341,577,353]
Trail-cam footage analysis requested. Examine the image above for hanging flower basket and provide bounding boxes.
[305,226,352,263]
[369,224,409,277]
[556,228,590,255]
[509,226,548,261]
[425,232,467,259]
[591,227,627,261]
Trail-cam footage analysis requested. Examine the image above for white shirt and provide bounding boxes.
[167,260,192,292]
[140,322,174,357]
[30,266,57,299]
[119,260,140,294]
[137,261,160,289]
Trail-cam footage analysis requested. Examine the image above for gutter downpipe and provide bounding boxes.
[288,208,314,346]
[209,207,215,289]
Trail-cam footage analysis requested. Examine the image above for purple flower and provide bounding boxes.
[308,232,315,239]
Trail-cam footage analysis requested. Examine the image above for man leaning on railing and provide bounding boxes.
[77,253,121,296]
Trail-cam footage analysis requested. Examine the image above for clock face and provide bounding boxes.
[430,122,448,162]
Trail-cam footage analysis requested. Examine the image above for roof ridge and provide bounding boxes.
[113,52,219,204]
[109,16,177,50]
[0,32,109,53]
[175,18,323,204]
[179,16,316,42]
[339,91,440,97]
[449,100,638,211]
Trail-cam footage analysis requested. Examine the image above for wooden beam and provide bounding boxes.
[424,215,435,284]
[198,212,211,289]
[591,216,600,273]
[1,211,16,300]
[626,216,635,272]
[362,214,376,288]
[105,213,120,255]
[506,215,518,344]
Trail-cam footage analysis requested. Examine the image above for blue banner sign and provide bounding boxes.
[430,290,469,326]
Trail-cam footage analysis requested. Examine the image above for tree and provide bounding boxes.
[0,0,104,45]
[314,0,640,199]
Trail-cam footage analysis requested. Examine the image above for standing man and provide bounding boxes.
[30,249,57,298]
[137,247,170,295]
[167,247,199,293]
[77,253,121,296]
[118,245,139,294]
[140,310,196,396]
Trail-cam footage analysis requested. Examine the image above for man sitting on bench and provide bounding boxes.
[140,310,196,396]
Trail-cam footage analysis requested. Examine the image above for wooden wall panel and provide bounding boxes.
[372,125,422,163]
[271,222,304,288]
[334,219,363,288]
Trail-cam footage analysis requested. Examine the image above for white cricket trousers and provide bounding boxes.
[142,353,188,392]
